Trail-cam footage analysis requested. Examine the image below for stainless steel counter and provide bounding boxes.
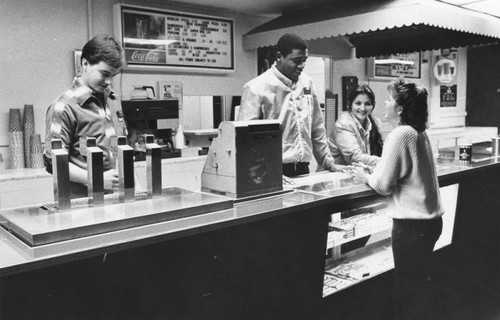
[0,148,498,277]
[0,189,328,276]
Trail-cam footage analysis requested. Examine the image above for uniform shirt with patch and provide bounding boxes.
[44,77,127,173]
[238,65,335,170]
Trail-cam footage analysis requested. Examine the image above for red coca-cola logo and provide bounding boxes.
[131,50,160,62]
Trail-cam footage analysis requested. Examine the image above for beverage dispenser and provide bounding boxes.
[121,99,180,160]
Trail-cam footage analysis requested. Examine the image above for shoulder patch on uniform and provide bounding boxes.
[53,100,66,115]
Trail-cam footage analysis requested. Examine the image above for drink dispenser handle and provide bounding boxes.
[115,135,135,202]
[84,137,105,206]
[142,134,162,198]
[51,139,71,211]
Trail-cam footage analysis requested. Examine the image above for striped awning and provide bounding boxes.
[243,0,500,57]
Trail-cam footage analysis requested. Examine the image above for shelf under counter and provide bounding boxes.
[323,238,393,297]
[327,222,391,249]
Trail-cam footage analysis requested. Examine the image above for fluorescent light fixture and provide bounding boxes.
[124,38,179,46]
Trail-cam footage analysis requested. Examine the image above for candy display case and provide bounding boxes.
[323,199,393,297]
[291,170,458,298]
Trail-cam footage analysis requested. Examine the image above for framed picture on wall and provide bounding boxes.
[341,76,358,111]
[158,81,183,108]
[113,4,235,72]
[367,52,421,78]
[74,50,82,77]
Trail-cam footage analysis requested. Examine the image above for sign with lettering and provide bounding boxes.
[373,53,421,78]
[440,85,457,107]
[115,5,234,71]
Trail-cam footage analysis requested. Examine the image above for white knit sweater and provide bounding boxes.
[368,125,444,220]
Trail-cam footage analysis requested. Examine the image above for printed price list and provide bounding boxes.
[166,16,232,68]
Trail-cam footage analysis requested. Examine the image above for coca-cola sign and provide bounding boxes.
[118,5,234,70]
[126,50,166,64]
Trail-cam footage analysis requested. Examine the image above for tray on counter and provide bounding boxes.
[0,187,233,247]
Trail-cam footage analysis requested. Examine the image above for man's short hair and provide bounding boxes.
[81,34,125,69]
[276,33,308,57]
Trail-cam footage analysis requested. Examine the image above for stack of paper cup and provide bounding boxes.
[9,108,25,169]
[30,134,44,168]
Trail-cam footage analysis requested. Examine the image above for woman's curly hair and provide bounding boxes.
[388,78,429,132]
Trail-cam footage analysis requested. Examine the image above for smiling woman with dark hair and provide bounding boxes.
[329,84,384,167]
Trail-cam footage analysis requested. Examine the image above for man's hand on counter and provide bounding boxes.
[282,175,296,187]
[104,169,119,191]
[330,164,354,174]
[352,162,374,174]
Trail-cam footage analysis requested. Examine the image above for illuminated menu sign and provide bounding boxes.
[119,6,234,70]
[373,53,421,78]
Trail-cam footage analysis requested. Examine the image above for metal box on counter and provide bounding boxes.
[201,120,283,199]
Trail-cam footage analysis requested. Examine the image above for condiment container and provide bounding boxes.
[459,144,472,164]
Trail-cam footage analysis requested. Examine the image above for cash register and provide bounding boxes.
[201,120,285,200]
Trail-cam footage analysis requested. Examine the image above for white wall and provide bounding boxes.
[0,0,270,167]
[329,49,469,138]
[0,0,88,149]
[304,56,326,106]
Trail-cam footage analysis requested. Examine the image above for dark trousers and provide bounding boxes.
[391,217,443,320]
[282,162,309,177]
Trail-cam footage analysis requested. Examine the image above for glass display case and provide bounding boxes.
[323,199,392,297]
[291,171,458,298]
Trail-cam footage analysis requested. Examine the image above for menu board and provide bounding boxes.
[373,53,421,78]
[115,5,234,71]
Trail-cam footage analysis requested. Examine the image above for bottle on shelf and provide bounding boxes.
[174,124,185,149]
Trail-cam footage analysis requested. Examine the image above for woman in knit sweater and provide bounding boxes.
[354,78,444,320]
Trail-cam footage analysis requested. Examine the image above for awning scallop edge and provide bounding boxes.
[243,0,500,57]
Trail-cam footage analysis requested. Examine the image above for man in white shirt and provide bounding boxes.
[238,33,346,177]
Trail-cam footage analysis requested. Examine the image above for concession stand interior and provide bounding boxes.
[1,0,500,319]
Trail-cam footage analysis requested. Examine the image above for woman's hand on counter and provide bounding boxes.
[352,164,371,184]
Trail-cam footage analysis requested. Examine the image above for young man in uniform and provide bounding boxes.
[238,33,348,177]
[44,34,127,198]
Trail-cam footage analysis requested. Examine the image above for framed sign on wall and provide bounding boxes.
[341,76,358,111]
[367,53,421,79]
[113,4,234,72]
